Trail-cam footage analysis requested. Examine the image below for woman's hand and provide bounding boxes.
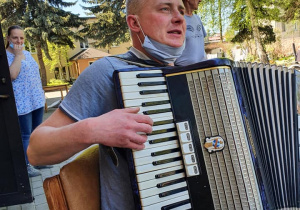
[11,44,25,59]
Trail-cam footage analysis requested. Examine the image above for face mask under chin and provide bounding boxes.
[135,17,185,64]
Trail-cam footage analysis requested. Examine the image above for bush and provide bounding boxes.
[47,79,69,86]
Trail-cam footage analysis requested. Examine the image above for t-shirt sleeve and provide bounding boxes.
[59,57,119,121]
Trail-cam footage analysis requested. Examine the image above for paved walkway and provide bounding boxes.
[1,90,72,210]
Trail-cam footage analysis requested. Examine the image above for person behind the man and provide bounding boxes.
[175,0,207,66]
[27,0,186,209]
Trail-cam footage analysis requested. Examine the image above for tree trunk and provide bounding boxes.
[218,0,223,43]
[36,44,47,86]
[245,0,269,63]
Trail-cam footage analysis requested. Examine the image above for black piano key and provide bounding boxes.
[153,119,174,126]
[142,100,170,107]
[153,156,182,166]
[151,147,180,157]
[161,199,190,210]
[143,108,171,115]
[149,136,177,144]
[136,73,163,78]
[138,81,166,86]
[157,177,186,188]
[159,186,188,198]
[155,169,185,179]
[140,89,167,95]
[149,128,176,136]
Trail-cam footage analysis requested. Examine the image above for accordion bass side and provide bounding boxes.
[113,58,300,210]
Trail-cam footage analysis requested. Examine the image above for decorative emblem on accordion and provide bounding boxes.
[204,136,225,153]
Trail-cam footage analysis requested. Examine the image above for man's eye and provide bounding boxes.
[161,7,170,12]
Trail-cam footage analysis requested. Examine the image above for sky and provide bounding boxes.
[63,0,91,17]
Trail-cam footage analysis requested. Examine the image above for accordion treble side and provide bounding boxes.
[113,58,300,210]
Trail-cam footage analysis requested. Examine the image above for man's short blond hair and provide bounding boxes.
[126,0,147,16]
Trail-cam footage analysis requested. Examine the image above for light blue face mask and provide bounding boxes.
[136,18,186,64]
[9,43,25,49]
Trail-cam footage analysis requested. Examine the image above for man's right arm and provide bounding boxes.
[27,107,153,166]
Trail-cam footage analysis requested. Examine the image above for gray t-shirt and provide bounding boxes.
[175,14,207,66]
[59,51,160,210]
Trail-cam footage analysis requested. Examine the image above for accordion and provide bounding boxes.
[113,58,300,210]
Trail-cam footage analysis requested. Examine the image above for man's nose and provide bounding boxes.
[172,11,184,23]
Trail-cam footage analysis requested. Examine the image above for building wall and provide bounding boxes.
[108,42,132,55]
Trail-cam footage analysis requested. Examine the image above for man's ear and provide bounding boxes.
[127,15,140,33]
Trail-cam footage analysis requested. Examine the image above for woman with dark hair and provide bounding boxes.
[6,25,48,177]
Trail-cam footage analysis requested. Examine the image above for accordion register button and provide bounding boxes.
[176,121,190,133]
[178,132,192,143]
[183,153,197,165]
[181,143,194,154]
[185,164,200,177]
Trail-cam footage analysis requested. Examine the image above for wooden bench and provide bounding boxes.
[43,85,69,112]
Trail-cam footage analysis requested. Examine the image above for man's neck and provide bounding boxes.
[131,46,170,66]
[184,4,194,16]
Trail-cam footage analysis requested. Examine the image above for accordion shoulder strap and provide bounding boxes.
[110,51,165,68]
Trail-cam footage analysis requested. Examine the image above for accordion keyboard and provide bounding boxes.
[118,70,193,210]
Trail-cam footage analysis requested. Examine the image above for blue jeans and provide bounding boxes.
[18,107,44,165]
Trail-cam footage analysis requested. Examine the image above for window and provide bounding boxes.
[80,37,89,49]
[282,23,286,32]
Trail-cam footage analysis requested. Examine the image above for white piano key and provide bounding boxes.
[147,131,177,141]
[152,123,175,132]
[141,191,189,208]
[118,70,163,79]
[123,96,170,107]
[138,172,185,190]
[137,104,171,113]
[183,154,197,165]
[153,115,174,123]
[171,203,192,210]
[134,152,181,166]
[133,143,179,159]
[135,160,183,174]
[144,139,178,150]
[148,112,174,120]
[140,181,187,199]
[181,143,194,154]
[122,92,169,100]
[178,132,192,143]
[176,121,190,133]
[185,164,200,177]
[121,85,167,93]
[120,77,166,86]
[136,165,184,183]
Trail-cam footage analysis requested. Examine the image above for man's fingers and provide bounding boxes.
[124,107,140,114]
[134,123,152,134]
[129,133,148,145]
[134,114,153,126]
[127,139,146,151]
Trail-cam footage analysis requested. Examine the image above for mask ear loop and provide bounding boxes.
[135,17,146,45]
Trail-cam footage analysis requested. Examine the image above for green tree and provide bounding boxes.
[229,0,278,63]
[43,41,71,74]
[80,0,130,50]
[274,0,300,22]
[198,0,233,41]
[0,0,85,86]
